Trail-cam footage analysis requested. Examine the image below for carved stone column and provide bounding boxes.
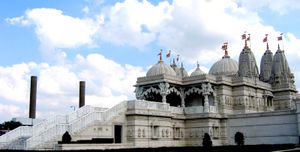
[162,94,167,103]
[159,83,170,104]
[204,94,209,113]
[180,88,185,107]
[202,83,214,113]
[263,95,267,111]
[213,93,218,112]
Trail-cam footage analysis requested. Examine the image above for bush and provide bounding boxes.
[234,132,244,146]
[202,133,212,150]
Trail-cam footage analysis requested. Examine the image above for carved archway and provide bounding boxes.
[166,87,181,107]
[141,87,161,102]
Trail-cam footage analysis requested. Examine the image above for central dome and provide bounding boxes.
[209,55,238,76]
[146,61,176,77]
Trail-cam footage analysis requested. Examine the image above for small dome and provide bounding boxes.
[209,56,238,76]
[180,63,189,77]
[146,61,176,77]
[170,60,182,77]
[191,63,204,76]
[171,60,189,77]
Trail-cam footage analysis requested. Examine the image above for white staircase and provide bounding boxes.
[0,126,32,149]
[0,101,128,150]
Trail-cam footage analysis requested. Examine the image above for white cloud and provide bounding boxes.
[0,53,145,122]
[99,0,172,48]
[0,104,25,121]
[240,0,300,15]
[7,8,101,53]
[0,63,33,102]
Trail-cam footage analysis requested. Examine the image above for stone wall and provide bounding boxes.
[226,110,298,145]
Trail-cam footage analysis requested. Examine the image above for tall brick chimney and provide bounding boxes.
[29,76,37,119]
[79,81,85,108]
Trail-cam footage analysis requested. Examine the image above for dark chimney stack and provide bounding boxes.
[29,76,37,119]
[79,81,85,108]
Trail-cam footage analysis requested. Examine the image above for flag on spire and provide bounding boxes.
[158,50,162,56]
[222,42,228,56]
[221,42,228,50]
[158,49,162,61]
[247,34,251,41]
[166,50,171,58]
[241,33,246,40]
[263,34,268,43]
[277,33,283,41]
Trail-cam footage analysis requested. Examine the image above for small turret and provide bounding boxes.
[259,43,273,82]
[238,40,259,78]
[270,44,295,86]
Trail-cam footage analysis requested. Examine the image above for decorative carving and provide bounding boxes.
[141,87,160,99]
[169,87,181,96]
[202,83,214,95]
[142,129,146,137]
[134,87,144,100]
[138,128,141,137]
[185,87,202,96]
[166,129,169,137]
[128,129,133,137]
[159,83,170,103]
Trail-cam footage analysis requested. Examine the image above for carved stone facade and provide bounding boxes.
[2,43,300,150]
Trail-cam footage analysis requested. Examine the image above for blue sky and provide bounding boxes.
[0,0,300,122]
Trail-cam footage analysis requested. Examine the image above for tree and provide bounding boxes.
[2,121,22,130]
[202,133,212,150]
[235,132,244,146]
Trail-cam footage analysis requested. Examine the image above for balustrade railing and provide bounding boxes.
[26,101,127,149]
[0,100,218,150]
[0,126,32,148]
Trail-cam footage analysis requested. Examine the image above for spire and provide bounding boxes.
[277,43,280,50]
[238,33,259,78]
[259,43,273,82]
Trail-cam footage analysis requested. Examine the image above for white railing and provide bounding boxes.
[184,106,217,114]
[0,126,32,148]
[170,106,184,114]
[127,100,170,111]
[26,114,68,149]
[26,101,128,150]
[102,101,127,121]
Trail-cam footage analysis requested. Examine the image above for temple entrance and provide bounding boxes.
[114,125,122,143]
